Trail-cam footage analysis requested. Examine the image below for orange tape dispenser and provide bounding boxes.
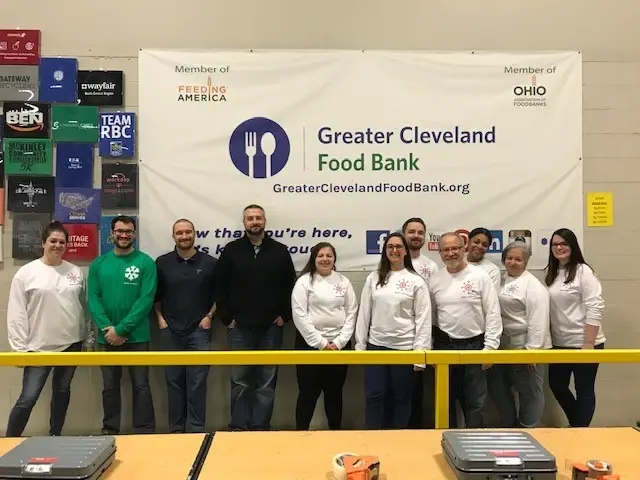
[332,453,380,480]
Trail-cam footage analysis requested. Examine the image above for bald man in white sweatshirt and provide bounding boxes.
[430,232,502,428]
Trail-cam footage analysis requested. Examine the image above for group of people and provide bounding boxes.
[4,205,605,437]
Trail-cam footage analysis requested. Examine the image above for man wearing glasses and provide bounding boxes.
[429,232,502,429]
[88,215,157,435]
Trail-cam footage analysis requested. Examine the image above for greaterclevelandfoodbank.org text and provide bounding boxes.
[272,181,471,195]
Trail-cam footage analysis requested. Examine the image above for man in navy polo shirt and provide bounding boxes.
[155,218,217,433]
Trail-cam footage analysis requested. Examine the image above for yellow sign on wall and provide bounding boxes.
[586,192,614,227]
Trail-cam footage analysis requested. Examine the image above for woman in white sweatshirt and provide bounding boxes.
[6,222,89,437]
[466,227,502,293]
[355,232,432,430]
[291,242,358,430]
[487,241,551,428]
[545,228,605,427]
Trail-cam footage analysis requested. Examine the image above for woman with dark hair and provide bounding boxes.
[291,242,358,430]
[355,232,432,429]
[545,228,605,427]
[466,227,502,292]
[6,221,90,437]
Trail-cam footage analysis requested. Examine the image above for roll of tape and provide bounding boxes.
[586,459,612,477]
[332,452,357,480]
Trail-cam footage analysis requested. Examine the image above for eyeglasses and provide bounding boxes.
[440,246,462,254]
[114,229,135,236]
[551,241,568,249]
[386,245,405,251]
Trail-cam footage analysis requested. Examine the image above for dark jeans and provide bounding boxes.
[548,344,603,427]
[364,343,414,430]
[99,342,155,434]
[408,367,435,429]
[160,326,211,433]
[6,342,82,437]
[227,323,283,430]
[434,328,487,428]
[294,332,349,430]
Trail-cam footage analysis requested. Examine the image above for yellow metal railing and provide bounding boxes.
[1,349,639,429]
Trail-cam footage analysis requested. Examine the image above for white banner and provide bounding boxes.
[138,50,582,270]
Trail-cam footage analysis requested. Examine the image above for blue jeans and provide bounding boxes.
[227,323,283,430]
[6,342,82,437]
[99,342,155,434]
[487,363,545,427]
[160,326,211,433]
[364,343,414,430]
[433,328,487,428]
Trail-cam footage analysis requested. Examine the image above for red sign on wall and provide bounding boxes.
[0,30,41,65]
[62,224,98,262]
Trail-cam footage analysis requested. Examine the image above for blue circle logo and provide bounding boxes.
[229,117,290,179]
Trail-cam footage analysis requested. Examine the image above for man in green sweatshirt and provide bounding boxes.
[88,215,157,435]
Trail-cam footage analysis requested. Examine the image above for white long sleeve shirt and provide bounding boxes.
[7,259,87,352]
[499,270,551,350]
[430,264,503,350]
[547,264,606,348]
[411,254,439,284]
[469,257,502,292]
[355,269,432,358]
[291,271,358,350]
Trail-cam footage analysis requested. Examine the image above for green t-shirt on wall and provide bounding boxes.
[88,249,157,344]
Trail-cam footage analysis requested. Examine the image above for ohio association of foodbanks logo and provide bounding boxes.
[229,117,291,179]
[513,74,547,108]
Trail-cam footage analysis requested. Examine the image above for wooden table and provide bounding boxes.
[0,428,636,478]
[102,433,204,479]
[0,438,23,456]
[201,427,640,479]
[0,433,205,479]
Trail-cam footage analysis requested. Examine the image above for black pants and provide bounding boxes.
[6,342,82,437]
[99,342,156,434]
[408,367,435,429]
[295,332,348,430]
[160,326,211,433]
[433,328,487,428]
[548,344,603,427]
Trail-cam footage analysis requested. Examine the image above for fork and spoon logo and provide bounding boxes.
[229,116,291,179]
[244,130,277,178]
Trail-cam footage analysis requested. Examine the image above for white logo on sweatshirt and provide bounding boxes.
[124,265,140,281]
